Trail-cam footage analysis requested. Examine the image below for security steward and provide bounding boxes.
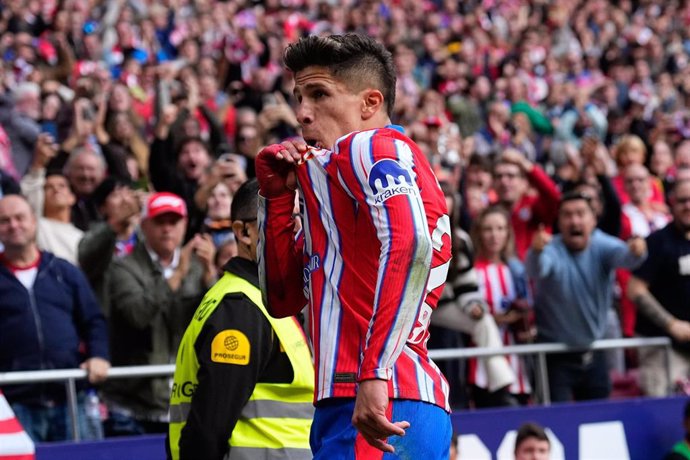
[167,179,314,460]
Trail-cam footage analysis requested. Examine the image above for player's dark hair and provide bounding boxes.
[283,34,396,118]
[231,178,259,222]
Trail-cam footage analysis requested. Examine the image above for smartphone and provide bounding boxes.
[218,153,247,171]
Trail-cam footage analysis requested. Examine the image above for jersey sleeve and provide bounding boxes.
[337,131,434,381]
[257,192,307,318]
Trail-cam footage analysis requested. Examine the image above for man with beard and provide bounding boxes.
[628,180,690,397]
[526,191,646,402]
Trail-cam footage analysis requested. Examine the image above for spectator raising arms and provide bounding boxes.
[492,149,561,260]
[527,192,647,402]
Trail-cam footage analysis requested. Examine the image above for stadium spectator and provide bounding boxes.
[78,177,141,315]
[199,180,234,249]
[103,192,215,436]
[621,164,672,241]
[610,135,666,207]
[0,194,109,442]
[526,191,646,402]
[471,206,534,405]
[35,172,83,265]
[0,82,41,176]
[63,147,107,231]
[149,135,213,241]
[431,183,516,408]
[628,180,690,397]
[492,149,561,260]
[514,422,551,460]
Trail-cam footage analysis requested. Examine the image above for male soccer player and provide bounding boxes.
[256,34,452,458]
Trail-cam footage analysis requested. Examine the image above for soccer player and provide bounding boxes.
[256,34,452,458]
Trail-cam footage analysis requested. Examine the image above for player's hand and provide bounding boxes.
[627,236,647,258]
[255,139,308,197]
[531,224,552,253]
[352,379,409,453]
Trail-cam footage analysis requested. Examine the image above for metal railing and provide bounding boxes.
[0,337,672,441]
[428,337,673,406]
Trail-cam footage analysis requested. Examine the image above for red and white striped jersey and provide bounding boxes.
[258,127,452,411]
[0,391,34,460]
[472,260,531,395]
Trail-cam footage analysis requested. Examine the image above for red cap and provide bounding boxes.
[143,192,187,219]
[423,116,443,127]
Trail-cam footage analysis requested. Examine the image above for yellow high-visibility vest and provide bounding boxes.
[168,271,314,460]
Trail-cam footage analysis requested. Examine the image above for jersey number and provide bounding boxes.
[408,214,451,345]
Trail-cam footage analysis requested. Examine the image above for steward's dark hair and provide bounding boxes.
[283,34,396,117]
[231,178,259,222]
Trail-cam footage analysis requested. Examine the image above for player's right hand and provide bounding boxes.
[255,140,308,197]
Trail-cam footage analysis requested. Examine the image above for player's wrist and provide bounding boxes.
[358,368,392,382]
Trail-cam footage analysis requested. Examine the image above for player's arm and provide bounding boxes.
[256,142,307,317]
[340,132,433,452]
[342,132,434,381]
[178,294,274,459]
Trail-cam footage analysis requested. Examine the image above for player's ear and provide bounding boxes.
[361,89,384,120]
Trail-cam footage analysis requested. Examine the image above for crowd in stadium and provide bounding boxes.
[2,0,690,445]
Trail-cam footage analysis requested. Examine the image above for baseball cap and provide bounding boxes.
[143,192,187,219]
[423,116,443,128]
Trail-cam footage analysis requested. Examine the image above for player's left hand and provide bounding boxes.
[352,379,409,453]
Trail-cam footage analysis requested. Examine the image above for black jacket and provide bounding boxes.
[174,257,295,460]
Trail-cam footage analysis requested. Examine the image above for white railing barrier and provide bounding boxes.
[0,337,672,442]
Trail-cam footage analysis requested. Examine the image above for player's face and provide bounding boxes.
[293,66,365,150]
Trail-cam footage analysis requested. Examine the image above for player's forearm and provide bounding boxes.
[258,194,307,317]
[359,232,432,381]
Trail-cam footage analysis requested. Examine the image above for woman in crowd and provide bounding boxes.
[470,205,534,405]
